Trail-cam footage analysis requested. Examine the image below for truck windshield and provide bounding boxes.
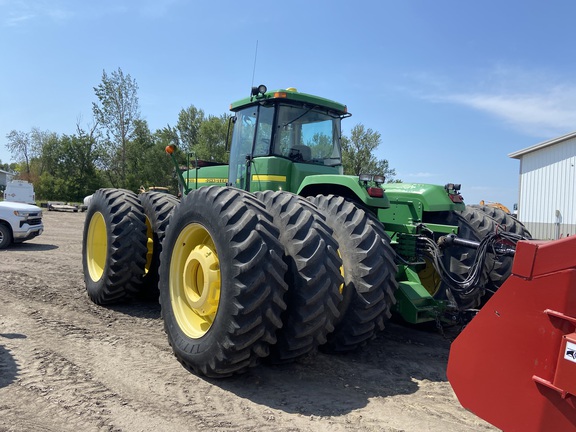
[272,104,342,166]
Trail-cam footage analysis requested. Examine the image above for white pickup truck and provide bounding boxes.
[0,201,44,249]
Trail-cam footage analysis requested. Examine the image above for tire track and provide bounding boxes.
[0,207,497,432]
[0,286,303,431]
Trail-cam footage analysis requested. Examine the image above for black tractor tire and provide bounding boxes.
[82,188,148,305]
[159,186,288,378]
[470,204,532,238]
[254,191,343,363]
[424,206,506,309]
[0,222,13,249]
[139,191,180,298]
[466,204,531,298]
[309,195,398,353]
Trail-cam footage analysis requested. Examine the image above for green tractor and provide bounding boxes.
[82,85,529,377]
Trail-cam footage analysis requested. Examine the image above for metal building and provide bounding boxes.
[0,169,14,190]
[509,131,576,240]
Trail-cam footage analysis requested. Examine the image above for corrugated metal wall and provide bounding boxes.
[518,137,576,239]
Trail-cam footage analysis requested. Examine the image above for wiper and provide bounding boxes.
[282,105,318,128]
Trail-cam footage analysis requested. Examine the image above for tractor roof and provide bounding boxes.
[230,87,349,116]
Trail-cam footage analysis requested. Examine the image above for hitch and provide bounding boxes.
[438,233,516,257]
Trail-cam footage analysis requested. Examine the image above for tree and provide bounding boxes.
[5,128,58,183]
[125,119,176,191]
[34,124,103,201]
[341,123,399,182]
[176,106,205,153]
[0,161,17,172]
[5,130,33,177]
[160,106,229,164]
[195,114,229,162]
[92,67,140,188]
[31,128,60,177]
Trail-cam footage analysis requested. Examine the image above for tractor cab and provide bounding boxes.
[172,85,388,206]
[226,85,350,192]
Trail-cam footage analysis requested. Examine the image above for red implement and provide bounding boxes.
[447,236,576,432]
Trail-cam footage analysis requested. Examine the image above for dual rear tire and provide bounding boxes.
[309,195,398,353]
[82,187,399,376]
[82,188,148,304]
[158,187,288,377]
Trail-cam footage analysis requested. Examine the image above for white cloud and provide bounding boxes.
[1,1,73,26]
[405,172,435,178]
[442,87,576,138]
[405,68,576,138]
[5,13,35,26]
[139,0,180,18]
[1,0,181,26]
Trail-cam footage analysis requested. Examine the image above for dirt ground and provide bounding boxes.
[0,210,498,432]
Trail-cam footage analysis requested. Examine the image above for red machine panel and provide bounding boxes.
[448,236,576,432]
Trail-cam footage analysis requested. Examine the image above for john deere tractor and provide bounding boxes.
[82,85,529,377]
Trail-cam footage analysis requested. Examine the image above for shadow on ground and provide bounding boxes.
[212,322,455,416]
[0,334,26,389]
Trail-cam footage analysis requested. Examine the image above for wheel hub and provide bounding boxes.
[170,223,221,339]
[182,245,220,316]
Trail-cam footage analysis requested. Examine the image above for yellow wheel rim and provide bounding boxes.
[144,216,153,275]
[418,257,441,296]
[170,223,221,339]
[86,211,107,282]
[337,249,344,294]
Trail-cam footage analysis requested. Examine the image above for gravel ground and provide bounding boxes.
[0,210,497,432]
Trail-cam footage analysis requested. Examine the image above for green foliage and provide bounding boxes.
[161,106,229,165]
[123,119,177,192]
[5,128,59,183]
[195,114,229,162]
[342,124,399,182]
[34,128,104,201]
[0,160,18,172]
[5,130,34,177]
[5,68,398,199]
[309,132,333,159]
[176,106,204,153]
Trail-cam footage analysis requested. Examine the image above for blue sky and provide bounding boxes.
[2,0,576,209]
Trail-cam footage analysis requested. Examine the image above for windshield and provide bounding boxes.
[272,104,342,166]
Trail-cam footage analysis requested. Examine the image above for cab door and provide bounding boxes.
[228,105,274,190]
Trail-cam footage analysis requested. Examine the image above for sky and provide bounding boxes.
[2,0,576,209]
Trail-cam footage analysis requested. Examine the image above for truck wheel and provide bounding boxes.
[0,223,13,249]
[255,191,343,363]
[309,195,398,353]
[139,191,180,298]
[82,188,148,305]
[159,186,288,377]
[466,205,531,298]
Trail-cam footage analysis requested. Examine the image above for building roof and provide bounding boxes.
[508,130,576,159]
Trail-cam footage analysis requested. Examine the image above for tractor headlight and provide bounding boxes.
[359,174,372,182]
[251,84,267,96]
[373,175,385,185]
[444,183,462,192]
